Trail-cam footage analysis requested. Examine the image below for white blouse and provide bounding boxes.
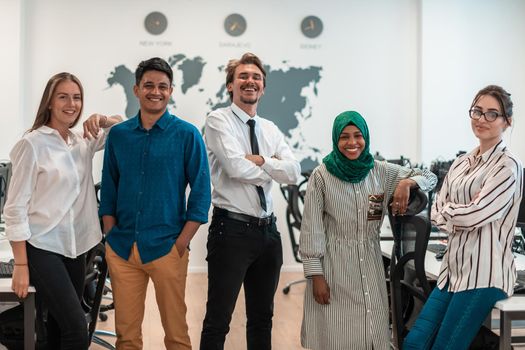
[4,126,107,258]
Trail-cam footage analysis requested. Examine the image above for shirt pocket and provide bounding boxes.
[367,193,384,221]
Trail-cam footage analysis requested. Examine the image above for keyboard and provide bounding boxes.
[517,270,525,283]
[427,243,447,254]
[0,259,14,278]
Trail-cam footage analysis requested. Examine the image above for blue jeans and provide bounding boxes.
[403,284,506,350]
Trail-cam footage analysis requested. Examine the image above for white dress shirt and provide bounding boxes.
[4,126,108,258]
[205,103,301,218]
[432,141,523,296]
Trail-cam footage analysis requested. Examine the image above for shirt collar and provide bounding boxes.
[470,139,506,163]
[37,125,56,134]
[37,125,75,140]
[133,109,172,130]
[231,103,259,124]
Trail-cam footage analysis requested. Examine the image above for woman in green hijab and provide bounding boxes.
[299,111,437,350]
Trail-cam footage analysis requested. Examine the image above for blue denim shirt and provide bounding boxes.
[99,110,211,263]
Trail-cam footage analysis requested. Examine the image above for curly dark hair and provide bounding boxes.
[471,85,513,121]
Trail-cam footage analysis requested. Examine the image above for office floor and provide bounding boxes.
[90,272,525,350]
[91,271,306,350]
[2,272,523,349]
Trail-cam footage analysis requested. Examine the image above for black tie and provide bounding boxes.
[247,119,267,212]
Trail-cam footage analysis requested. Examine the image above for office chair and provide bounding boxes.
[93,182,115,322]
[91,183,117,344]
[280,171,310,294]
[388,189,433,349]
[83,242,115,349]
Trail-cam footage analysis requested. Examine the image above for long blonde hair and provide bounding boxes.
[29,72,84,132]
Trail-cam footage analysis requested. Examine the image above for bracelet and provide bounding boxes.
[14,263,28,266]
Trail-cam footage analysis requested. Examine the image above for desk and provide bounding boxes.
[380,227,525,350]
[493,251,525,349]
[380,226,525,279]
[0,233,36,350]
[0,280,35,350]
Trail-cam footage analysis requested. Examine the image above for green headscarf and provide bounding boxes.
[322,111,375,183]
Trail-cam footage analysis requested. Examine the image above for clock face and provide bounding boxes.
[224,13,247,37]
[144,12,168,35]
[300,15,323,38]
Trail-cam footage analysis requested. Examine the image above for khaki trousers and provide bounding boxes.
[106,243,191,350]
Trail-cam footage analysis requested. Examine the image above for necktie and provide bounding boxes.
[247,119,267,212]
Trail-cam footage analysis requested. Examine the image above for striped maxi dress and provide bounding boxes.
[299,162,437,350]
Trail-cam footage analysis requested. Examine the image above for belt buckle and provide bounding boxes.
[258,216,273,226]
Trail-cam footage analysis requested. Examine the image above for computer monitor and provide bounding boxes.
[517,169,525,229]
[0,162,13,224]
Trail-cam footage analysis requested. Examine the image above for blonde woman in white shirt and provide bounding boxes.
[404,85,523,349]
[4,72,121,350]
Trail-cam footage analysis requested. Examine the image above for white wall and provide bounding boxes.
[4,0,419,271]
[1,0,523,271]
[0,0,23,161]
[420,0,525,163]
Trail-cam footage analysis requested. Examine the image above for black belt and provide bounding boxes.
[213,207,275,226]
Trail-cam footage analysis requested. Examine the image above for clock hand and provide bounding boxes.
[304,19,316,31]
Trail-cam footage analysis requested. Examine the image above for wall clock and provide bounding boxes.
[145,12,168,35]
[224,13,247,37]
[301,15,323,38]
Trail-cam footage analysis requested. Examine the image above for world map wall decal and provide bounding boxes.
[107,54,323,172]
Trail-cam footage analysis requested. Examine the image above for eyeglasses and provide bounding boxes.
[469,109,505,122]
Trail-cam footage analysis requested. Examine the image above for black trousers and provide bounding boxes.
[200,212,283,350]
[26,243,88,350]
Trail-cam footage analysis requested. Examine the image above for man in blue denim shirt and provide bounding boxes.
[100,57,211,350]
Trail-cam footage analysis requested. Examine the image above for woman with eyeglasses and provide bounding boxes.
[404,85,523,349]
[299,111,437,350]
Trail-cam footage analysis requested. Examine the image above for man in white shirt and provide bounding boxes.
[200,53,301,350]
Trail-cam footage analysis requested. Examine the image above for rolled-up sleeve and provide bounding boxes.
[260,127,301,185]
[88,128,109,154]
[205,112,272,185]
[396,165,437,192]
[185,127,211,223]
[4,139,38,241]
[441,164,518,231]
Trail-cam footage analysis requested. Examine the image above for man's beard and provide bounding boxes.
[240,95,258,105]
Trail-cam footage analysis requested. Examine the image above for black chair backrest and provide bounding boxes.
[94,182,101,205]
[388,189,432,349]
[280,171,310,263]
[83,242,109,345]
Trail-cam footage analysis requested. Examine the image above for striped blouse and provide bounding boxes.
[433,140,523,296]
